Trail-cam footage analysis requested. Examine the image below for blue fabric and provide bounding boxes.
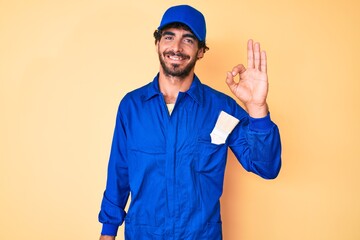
[98,74,282,239]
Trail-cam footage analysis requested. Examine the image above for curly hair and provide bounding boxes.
[153,22,209,53]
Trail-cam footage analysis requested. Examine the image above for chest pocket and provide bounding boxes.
[128,146,165,167]
[196,132,227,174]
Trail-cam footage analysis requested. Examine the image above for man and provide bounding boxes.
[99,5,281,240]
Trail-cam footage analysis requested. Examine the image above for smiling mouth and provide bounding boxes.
[168,55,183,61]
[164,51,189,62]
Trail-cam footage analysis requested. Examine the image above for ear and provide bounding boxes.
[197,48,205,60]
[155,41,159,53]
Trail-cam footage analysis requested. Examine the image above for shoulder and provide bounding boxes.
[122,82,152,102]
[201,83,248,120]
[124,82,151,100]
[202,83,237,105]
[117,82,152,110]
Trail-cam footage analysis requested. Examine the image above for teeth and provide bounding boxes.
[169,55,182,60]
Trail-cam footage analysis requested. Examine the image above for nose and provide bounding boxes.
[171,38,183,52]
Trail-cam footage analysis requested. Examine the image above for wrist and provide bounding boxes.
[100,235,116,240]
[246,103,269,118]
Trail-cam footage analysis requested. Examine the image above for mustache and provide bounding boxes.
[163,51,190,59]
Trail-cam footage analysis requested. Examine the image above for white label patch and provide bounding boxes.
[210,111,240,144]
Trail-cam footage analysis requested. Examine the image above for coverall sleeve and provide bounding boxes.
[229,113,282,179]
[98,105,130,236]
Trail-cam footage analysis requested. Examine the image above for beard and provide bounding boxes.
[158,50,198,79]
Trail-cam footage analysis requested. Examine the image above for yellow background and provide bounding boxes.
[1,0,359,239]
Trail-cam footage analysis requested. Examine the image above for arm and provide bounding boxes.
[226,39,281,178]
[98,104,130,236]
[229,113,281,179]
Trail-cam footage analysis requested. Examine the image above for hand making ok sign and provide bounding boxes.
[226,39,269,118]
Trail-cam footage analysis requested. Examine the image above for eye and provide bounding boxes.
[184,38,194,44]
[163,35,174,41]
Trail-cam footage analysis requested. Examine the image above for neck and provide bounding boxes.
[158,69,194,104]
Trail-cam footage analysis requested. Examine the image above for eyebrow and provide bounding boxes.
[162,31,175,36]
[183,33,196,40]
[162,31,197,40]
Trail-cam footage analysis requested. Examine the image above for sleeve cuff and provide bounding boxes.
[101,223,119,236]
[249,113,274,132]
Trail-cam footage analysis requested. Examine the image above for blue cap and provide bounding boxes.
[158,5,206,42]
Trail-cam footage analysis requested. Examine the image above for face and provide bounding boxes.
[157,27,204,79]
